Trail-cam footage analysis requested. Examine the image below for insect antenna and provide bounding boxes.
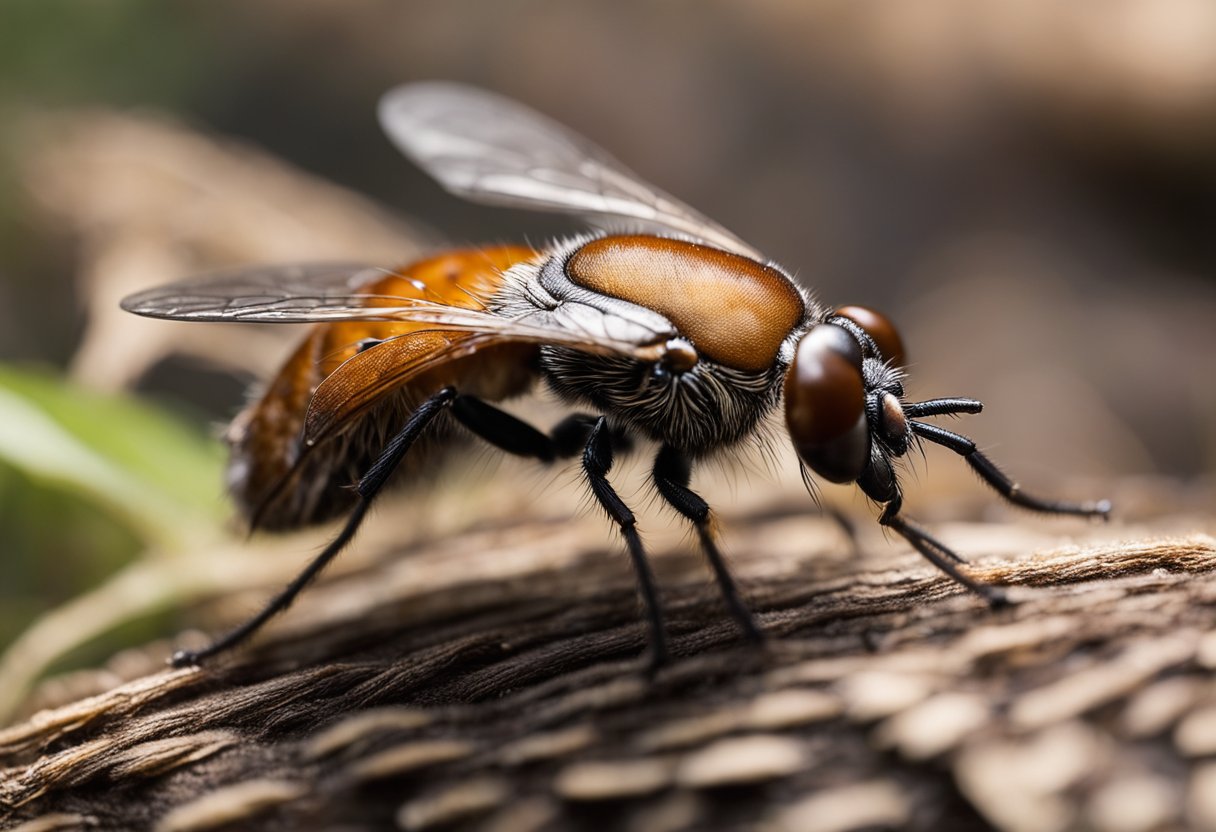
[902,397,983,419]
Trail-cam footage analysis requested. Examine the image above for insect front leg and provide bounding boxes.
[909,420,1112,519]
[652,444,763,643]
[876,493,1009,607]
[855,451,1007,606]
[171,386,459,667]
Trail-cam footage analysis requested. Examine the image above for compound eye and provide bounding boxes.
[784,324,870,483]
[833,305,906,367]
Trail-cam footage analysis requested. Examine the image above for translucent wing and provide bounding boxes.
[120,260,672,361]
[379,82,763,260]
[120,262,419,323]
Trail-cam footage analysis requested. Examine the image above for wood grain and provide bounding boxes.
[2,478,1214,832]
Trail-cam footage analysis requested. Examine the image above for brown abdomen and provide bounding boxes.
[227,245,539,530]
[566,235,805,372]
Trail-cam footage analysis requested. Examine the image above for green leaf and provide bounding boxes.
[0,365,224,548]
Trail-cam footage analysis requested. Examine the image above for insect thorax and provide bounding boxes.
[540,346,785,454]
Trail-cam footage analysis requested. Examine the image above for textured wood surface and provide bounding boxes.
[2,475,1214,832]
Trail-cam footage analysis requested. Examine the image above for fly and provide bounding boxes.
[121,82,1112,669]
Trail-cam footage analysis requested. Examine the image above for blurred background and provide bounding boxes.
[1,1,1213,719]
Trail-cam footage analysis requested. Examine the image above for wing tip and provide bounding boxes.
[379,80,473,130]
[118,290,158,318]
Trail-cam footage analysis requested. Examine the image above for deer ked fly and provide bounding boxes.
[121,82,1112,668]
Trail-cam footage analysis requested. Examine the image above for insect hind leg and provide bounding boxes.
[449,395,598,461]
[170,386,459,667]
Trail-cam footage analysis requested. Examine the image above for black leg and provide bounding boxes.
[450,396,596,461]
[877,495,1008,607]
[652,445,763,643]
[550,413,603,457]
[171,387,459,667]
[910,421,1111,518]
[451,395,559,461]
[448,400,665,667]
[583,418,669,669]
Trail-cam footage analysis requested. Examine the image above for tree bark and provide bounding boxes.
[2,479,1214,832]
